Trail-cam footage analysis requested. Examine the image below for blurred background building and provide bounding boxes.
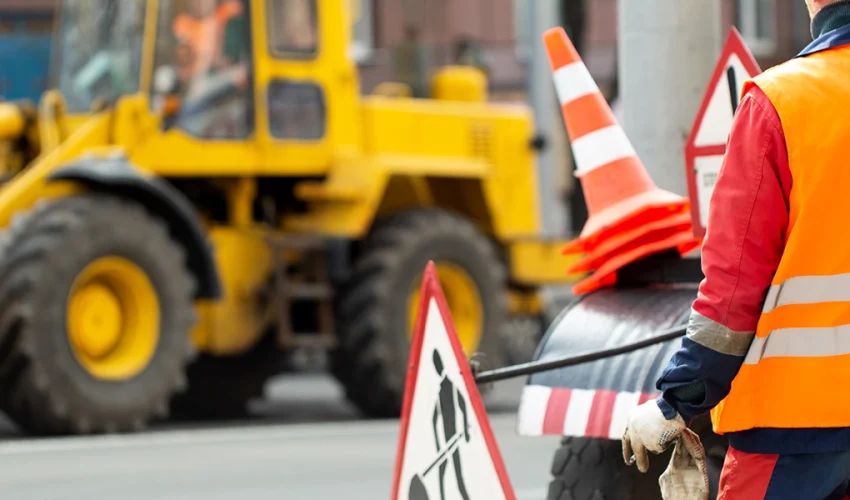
[0,0,54,102]
[587,0,812,111]
[0,0,814,103]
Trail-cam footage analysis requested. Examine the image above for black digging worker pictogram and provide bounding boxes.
[408,349,472,500]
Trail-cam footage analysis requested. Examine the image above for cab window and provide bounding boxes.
[151,0,254,139]
[267,0,318,57]
[52,0,146,113]
[267,80,325,139]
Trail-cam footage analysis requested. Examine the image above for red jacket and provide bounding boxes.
[696,86,791,342]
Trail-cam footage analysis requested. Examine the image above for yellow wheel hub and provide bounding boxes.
[408,262,484,356]
[67,256,160,381]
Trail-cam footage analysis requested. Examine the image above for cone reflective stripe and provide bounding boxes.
[543,27,689,244]
[546,34,634,174]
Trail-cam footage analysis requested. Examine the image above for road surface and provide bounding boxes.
[0,375,563,499]
[0,376,561,500]
[0,413,561,499]
[0,291,575,498]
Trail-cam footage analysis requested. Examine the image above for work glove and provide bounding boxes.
[621,400,686,472]
[658,428,710,500]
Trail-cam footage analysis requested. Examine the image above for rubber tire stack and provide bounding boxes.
[331,208,512,418]
[0,194,197,435]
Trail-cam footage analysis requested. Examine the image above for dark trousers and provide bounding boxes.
[718,445,850,499]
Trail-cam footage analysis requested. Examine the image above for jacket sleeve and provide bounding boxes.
[655,85,792,422]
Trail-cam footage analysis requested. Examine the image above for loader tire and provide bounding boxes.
[169,330,282,420]
[332,209,510,418]
[0,194,197,435]
[546,418,727,500]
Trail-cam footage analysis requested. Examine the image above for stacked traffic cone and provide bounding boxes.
[543,27,702,295]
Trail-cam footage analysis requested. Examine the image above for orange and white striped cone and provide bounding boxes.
[544,27,690,253]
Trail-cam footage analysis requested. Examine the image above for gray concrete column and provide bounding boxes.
[526,0,568,237]
[618,0,722,196]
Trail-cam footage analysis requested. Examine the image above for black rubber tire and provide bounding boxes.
[331,208,510,418]
[546,417,728,500]
[0,194,197,435]
[169,330,283,420]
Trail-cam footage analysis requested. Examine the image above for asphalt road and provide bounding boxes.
[0,290,575,498]
[0,375,562,499]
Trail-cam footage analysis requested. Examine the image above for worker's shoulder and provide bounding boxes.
[746,60,819,109]
[752,48,844,92]
[752,59,805,86]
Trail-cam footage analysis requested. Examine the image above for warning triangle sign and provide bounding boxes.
[391,262,516,500]
[685,27,762,237]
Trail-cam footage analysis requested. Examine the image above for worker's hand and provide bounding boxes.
[233,65,249,89]
[622,400,686,473]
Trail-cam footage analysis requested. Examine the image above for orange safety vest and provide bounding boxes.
[711,44,850,434]
[172,1,243,81]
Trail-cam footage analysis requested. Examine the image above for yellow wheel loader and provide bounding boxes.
[0,0,579,435]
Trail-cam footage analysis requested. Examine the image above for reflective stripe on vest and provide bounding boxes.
[745,324,850,364]
[710,43,850,435]
[737,273,850,365]
[762,273,850,314]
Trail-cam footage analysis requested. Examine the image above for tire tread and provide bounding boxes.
[332,209,508,417]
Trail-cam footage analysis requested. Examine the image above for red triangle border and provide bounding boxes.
[684,27,762,238]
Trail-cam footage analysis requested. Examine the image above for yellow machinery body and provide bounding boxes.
[0,0,580,434]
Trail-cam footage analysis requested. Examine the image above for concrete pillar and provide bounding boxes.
[526,0,568,237]
[618,0,722,196]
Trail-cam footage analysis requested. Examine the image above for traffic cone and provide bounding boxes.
[543,27,690,252]
[543,26,702,295]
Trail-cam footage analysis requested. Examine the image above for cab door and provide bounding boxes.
[139,0,261,176]
[251,0,361,176]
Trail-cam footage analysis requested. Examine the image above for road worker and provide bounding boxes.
[169,0,250,138]
[621,0,850,498]
[172,0,247,84]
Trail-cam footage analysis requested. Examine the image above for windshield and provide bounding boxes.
[52,0,147,114]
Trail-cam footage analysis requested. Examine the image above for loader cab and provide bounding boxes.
[50,0,361,176]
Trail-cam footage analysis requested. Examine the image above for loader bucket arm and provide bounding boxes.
[0,112,111,228]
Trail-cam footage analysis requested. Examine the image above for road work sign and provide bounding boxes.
[685,27,761,237]
[391,261,515,500]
